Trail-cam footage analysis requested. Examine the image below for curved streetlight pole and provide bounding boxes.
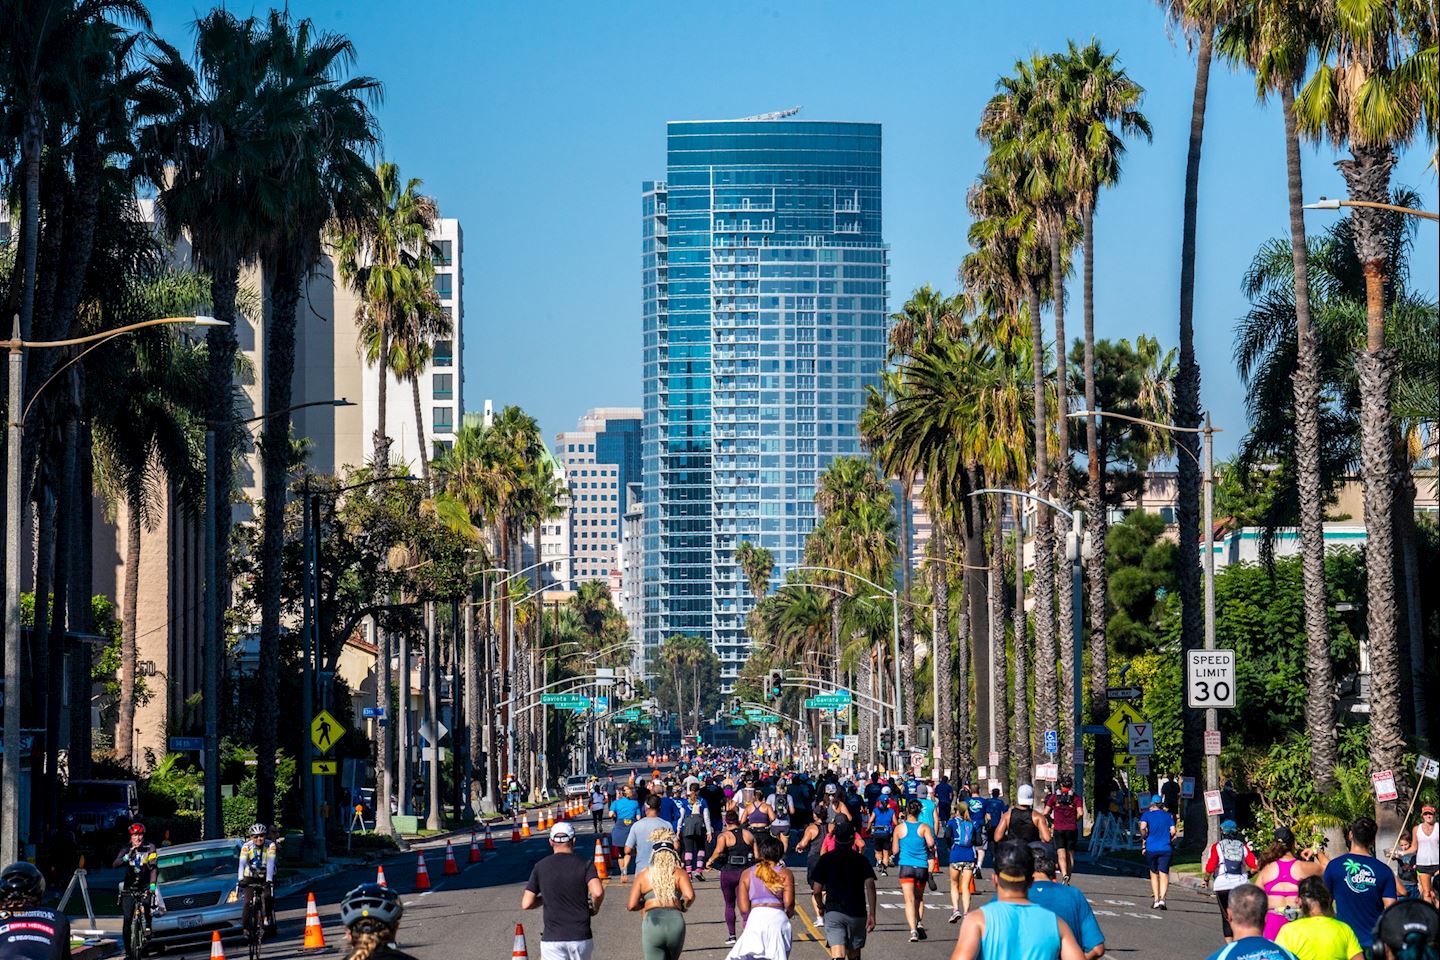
[1304,197,1438,221]
[1071,408,1222,849]
[3,313,224,864]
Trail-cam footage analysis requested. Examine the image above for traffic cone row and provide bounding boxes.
[414,851,431,891]
[444,841,460,876]
[592,839,608,880]
[302,892,326,950]
[512,923,529,959]
[469,832,483,863]
[485,822,496,849]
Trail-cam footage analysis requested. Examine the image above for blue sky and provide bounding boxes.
[149,0,1437,457]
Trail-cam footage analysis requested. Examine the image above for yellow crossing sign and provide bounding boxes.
[310,710,344,753]
[1104,702,1145,745]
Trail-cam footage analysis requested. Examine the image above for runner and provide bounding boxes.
[996,785,1051,847]
[1202,883,1300,960]
[1205,819,1260,943]
[626,828,695,960]
[893,799,937,942]
[708,809,758,946]
[609,785,641,883]
[590,782,608,835]
[1138,793,1177,911]
[949,841,1086,960]
[935,775,954,824]
[944,798,982,921]
[810,819,877,960]
[727,833,793,960]
[1367,899,1439,960]
[1273,877,1363,960]
[626,796,675,884]
[520,821,606,960]
[1256,826,1324,939]
[1322,816,1400,951]
[964,788,989,879]
[1044,776,1085,884]
[678,782,712,880]
[1026,842,1105,960]
[871,787,897,877]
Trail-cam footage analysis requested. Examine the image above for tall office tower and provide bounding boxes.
[554,408,643,584]
[641,116,888,688]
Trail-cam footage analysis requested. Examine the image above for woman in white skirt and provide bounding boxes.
[727,833,794,960]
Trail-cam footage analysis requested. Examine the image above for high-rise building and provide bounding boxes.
[554,408,643,584]
[618,482,645,675]
[641,116,888,687]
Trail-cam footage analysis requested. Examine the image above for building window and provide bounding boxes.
[431,239,453,266]
[433,406,454,431]
[433,272,453,299]
[434,339,453,366]
[433,372,453,399]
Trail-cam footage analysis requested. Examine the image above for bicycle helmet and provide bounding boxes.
[248,823,268,837]
[0,862,46,903]
[339,883,403,930]
[129,822,146,835]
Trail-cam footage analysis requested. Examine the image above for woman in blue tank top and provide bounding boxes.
[892,800,936,942]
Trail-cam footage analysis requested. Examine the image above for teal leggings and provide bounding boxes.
[641,908,686,960]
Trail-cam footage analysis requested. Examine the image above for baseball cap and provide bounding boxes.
[881,786,891,794]
[1273,826,1296,844]
[832,819,856,847]
[1220,819,1239,835]
[1151,794,1166,806]
[1374,899,1439,952]
[825,783,838,795]
[549,821,576,842]
[1017,784,1035,806]
[1423,805,1436,815]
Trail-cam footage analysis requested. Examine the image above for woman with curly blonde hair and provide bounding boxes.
[627,827,695,960]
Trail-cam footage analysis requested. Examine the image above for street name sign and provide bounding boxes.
[541,694,590,708]
[169,736,204,752]
[361,707,386,719]
[1186,649,1236,709]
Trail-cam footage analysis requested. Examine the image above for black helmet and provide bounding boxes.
[0,862,46,903]
[339,883,403,930]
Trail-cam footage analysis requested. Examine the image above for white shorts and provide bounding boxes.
[540,940,595,960]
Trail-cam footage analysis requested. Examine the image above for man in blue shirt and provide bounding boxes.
[1322,816,1400,949]
[1025,842,1105,959]
[1204,883,1299,960]
[1139,793,1177,910]
[935,775,954,823]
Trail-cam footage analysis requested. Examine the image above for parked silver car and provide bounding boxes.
[146,838,245,950]
[564,775,590,798]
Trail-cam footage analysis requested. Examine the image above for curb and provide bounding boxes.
[1093,855,1212,894]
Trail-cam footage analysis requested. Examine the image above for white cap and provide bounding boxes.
[549,821,576,842]
[1017,784,1035,806]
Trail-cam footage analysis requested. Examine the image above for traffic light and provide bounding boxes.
[896,725,908,753]
[766,669,784,702]
[879,728,892,751]
[731,696,742,713]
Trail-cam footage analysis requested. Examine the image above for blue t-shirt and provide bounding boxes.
[1139,809,1176,852]
[934,782,954,806]
[983,796,1008,831]
[610,797,640,826]
[1204,935,1298,960]
[658,796,681,827]
[1028,881,1104,953]
[1323,853,1400,947]
[966,796,987,821]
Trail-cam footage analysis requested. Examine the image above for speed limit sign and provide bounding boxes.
[1186,649,1236,708]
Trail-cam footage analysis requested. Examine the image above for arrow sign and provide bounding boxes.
[1105,686,1143,700]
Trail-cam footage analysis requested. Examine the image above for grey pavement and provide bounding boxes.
[135,817,1228,960]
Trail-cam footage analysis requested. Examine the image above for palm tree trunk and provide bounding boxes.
[206,262,242,743]
[118,500,142,769]
[931,523,953,773]
[426,602,443,829]
[899,479,916,728]
[375,621,395,835]
[373,322,393,466]
[1081,199,1112,811]
[1026,281,1058,761]
[29,480,55,719]
[44,415,77,831]
[1050,231,1073,760]
[17,112,41,340]
[411,375,431,490]
[1279,82,1337,791]
[68,418,96,779]
[989,508,1008,788]
[1395,467,1426,743]
[255,257,305,826]
[398,628,413,816]
[1011,499,1032,783]
[1176,24,1214,839]
[962,482,989,780]
[464,601,483,815]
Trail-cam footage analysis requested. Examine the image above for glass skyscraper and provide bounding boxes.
[641,117,888,688]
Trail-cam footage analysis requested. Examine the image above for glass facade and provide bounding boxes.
[641,119,888,688]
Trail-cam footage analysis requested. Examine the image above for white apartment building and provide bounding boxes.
[553,408,642,585]
[618,483,645,677]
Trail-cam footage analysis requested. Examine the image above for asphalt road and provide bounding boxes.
[153,816,1228,960]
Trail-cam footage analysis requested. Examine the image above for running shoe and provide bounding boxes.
[1157,900,1167,910]
[948,909,962,924]
[909,930,920,943]
[725,935,737,945]
[917,924,928,940]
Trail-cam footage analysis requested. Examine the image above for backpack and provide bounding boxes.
[951,818,978,849]
[1218,839,1247,877]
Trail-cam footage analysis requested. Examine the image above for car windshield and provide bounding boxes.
[156,845,240,884]
[69,783,130,804]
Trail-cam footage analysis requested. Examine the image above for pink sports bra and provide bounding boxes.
[1262,857,1299,896]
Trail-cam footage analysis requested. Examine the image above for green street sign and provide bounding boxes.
[805,694,851,710]
[541,693,590,708]
[730,718,749,726]
[744,708,764,717]
[756,713,781,723]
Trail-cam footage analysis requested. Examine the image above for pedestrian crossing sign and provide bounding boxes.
[1104,702,1145,745]
[311,710,344,753]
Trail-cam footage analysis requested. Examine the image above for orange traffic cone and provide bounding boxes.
[510,819,521,843]
[209,930,225,959]
[414,852,431,891]
[520,812,531,839]
[376,864,388,888]
[443,841,459,876]
[485,822,496,849]
[511,923,529,959]
[592,839,608,880]
[469,833,482,863]
[302,892,326,949]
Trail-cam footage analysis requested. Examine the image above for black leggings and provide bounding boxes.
[681,832,708,874]
[720,869,744,936]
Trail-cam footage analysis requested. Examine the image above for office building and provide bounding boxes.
[641,115,888,687]
[618,483,644,675]
[554,408,643,584]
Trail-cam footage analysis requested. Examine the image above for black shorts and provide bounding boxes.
[1054,828,1078,851]
[1216,889,1234,939]
[898,865,929,885]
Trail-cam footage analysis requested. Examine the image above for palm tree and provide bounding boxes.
[393,290,451,489]
[253,10,380,823]
[333,160,438,468]
[1050,39,1151,754]
[1294,0,1436,802]
[88,270,211,768]
[1156,0,1223,831]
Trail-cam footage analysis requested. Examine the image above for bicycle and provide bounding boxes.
[121,885,153,960]
[239,878,270,960]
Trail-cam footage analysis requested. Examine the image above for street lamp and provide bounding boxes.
[1070,407,1222,848]
[3,313,225,864]
[970,488,1086,807]
[788,566,903,765]
[1303,197,1438,222]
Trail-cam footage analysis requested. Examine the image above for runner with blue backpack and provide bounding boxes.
[945,802,984,921]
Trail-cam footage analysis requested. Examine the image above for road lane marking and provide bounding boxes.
[795,908,824,943]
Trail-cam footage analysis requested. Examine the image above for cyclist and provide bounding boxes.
[112,822,158,954]
[339,883,419,960]
[0,861,71,959]
[237,823,277,937]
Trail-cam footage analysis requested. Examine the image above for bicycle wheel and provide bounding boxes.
[126,904,147,960]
